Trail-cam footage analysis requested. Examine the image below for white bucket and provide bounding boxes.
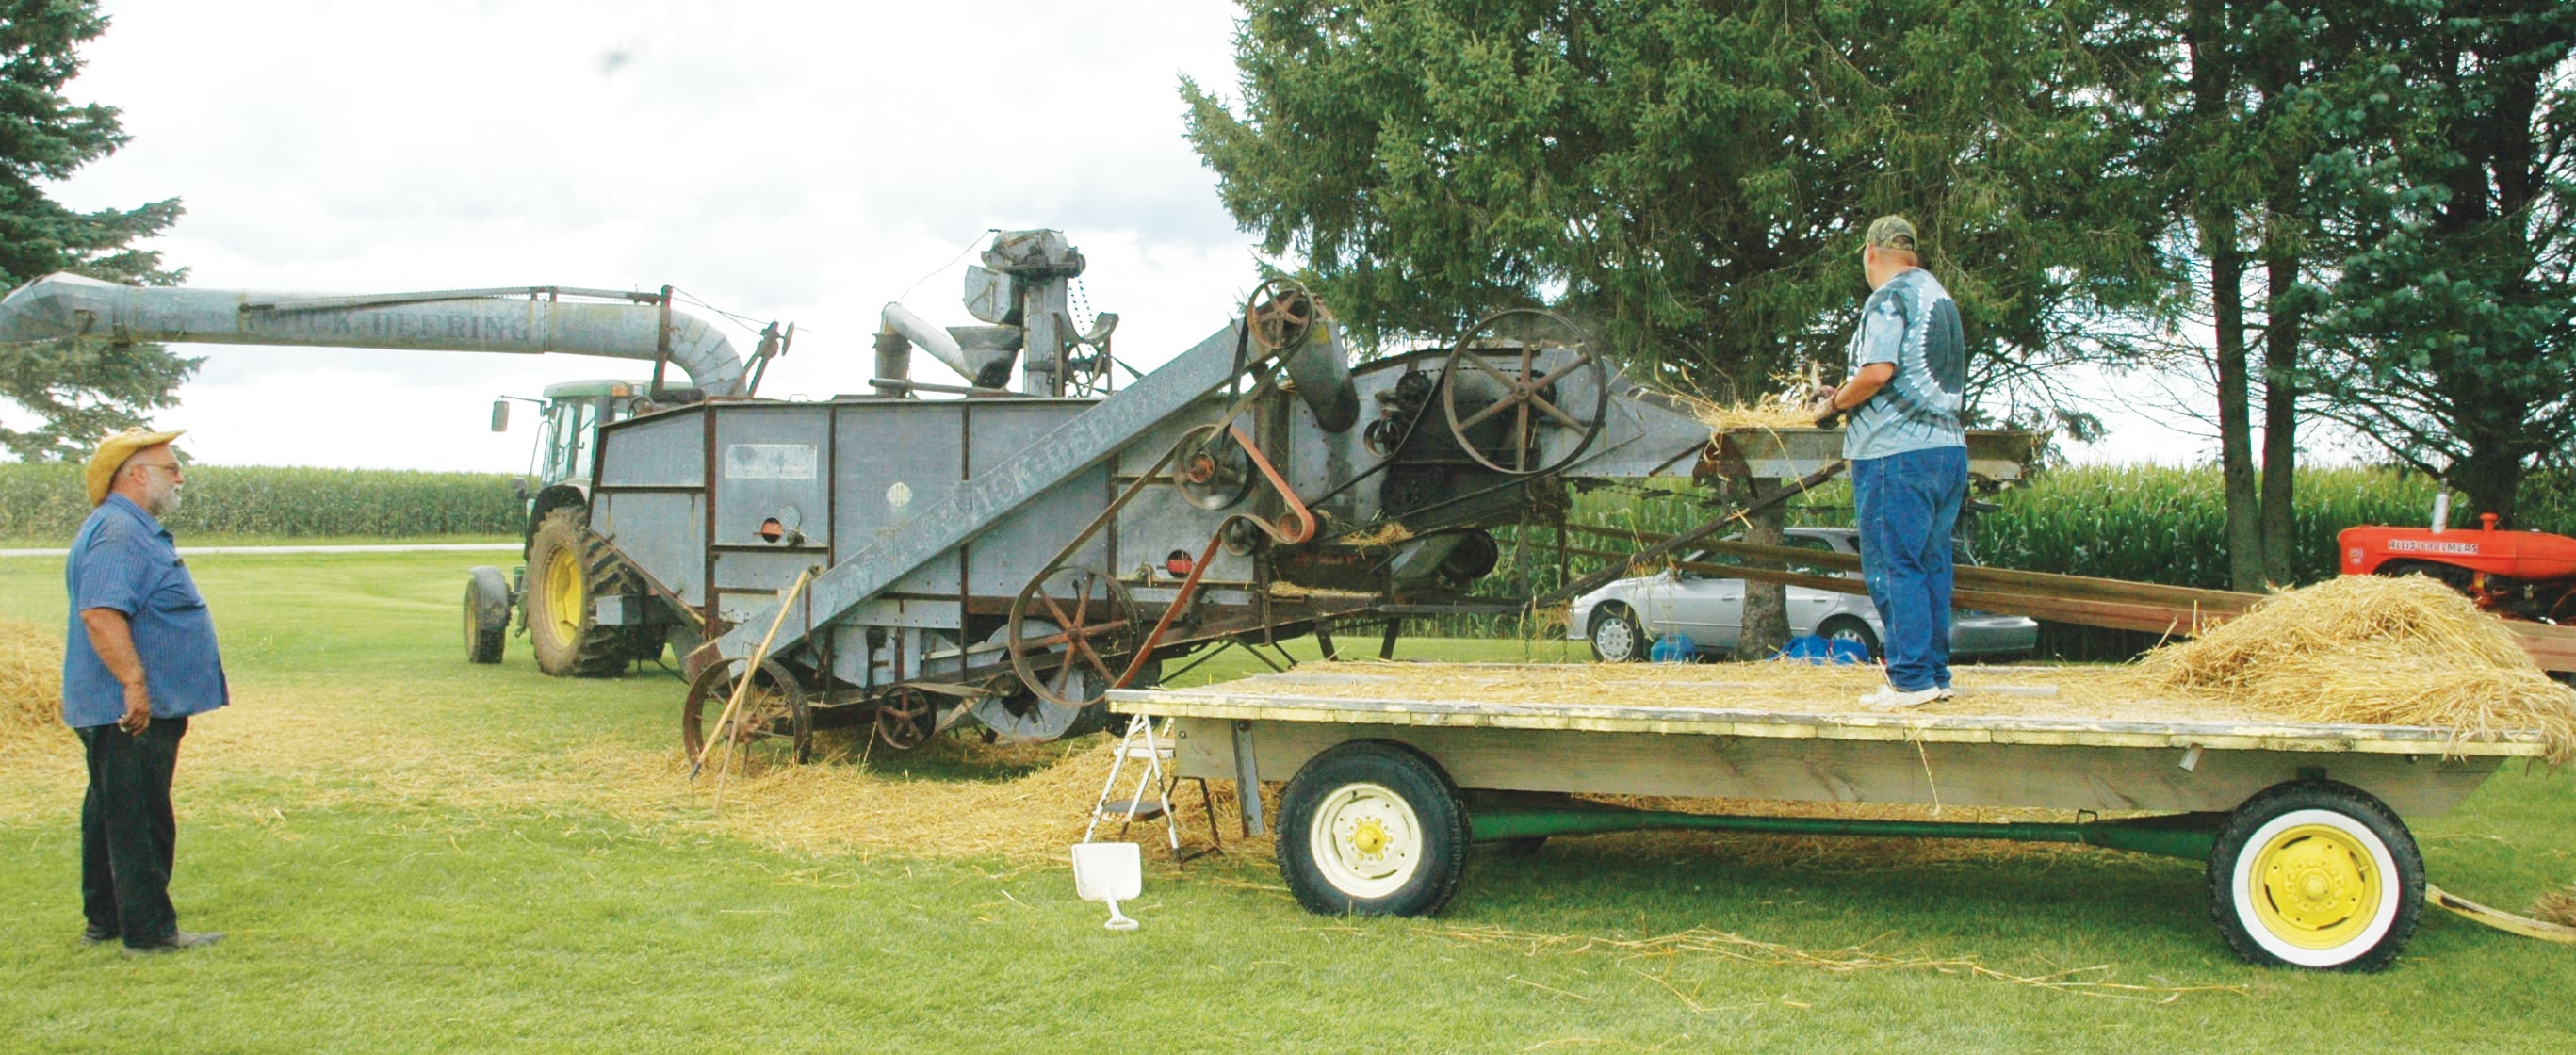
[1070,841,1143,931]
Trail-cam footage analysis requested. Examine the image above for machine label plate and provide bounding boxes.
[724,443,819,480]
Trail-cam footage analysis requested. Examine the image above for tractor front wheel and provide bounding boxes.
[525,507,641,677]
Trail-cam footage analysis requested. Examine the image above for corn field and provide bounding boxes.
[0,463,523,541]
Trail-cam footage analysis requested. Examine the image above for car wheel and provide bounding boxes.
[1818,615,1880,662]
[1588,605,1644,663]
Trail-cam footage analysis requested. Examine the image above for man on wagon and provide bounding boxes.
[1811,216,1969,708]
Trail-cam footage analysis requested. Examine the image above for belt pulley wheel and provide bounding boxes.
[681,657,812,769]
[1440,309,1609,476]
[1005,565,1140,708]
[1245,277,1317,355]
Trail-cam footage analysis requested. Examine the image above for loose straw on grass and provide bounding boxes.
[1427,923,2247,1002]
[2535,886,2576,930]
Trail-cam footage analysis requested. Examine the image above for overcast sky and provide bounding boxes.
[25,0,2210,472]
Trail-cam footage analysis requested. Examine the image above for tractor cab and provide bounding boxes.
[494,379,705,493]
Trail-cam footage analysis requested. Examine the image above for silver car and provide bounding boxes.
[1566,527,2038,662]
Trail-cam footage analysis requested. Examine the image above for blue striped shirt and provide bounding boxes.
[1842,268,1967,462]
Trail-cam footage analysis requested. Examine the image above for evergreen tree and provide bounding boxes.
[0,0,187,462]
[2302,0,2574,525]
[1182,1,2180,419]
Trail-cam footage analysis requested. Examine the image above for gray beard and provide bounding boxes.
[145,487,183,518]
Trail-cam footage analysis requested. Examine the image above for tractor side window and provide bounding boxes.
[566,399,602,481]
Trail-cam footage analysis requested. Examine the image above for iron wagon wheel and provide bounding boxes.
[525,507,643,677]
[1277,740,1471,917]
[1245,277,1317,355]
[2208,779,2423,971]
[682,657,813,769]
[873,686,937,752]
[1006,565,1141,708]
[1440,309,1608,476]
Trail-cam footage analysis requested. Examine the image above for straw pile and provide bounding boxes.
[2133,575,2576,762]
[1,618,61,738]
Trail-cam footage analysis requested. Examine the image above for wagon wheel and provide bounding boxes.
[681,657,812,770]
[1006,565,1141,707]
[1246,277,1317,356]
[1440,309,1609,476]
[872,686,937,752]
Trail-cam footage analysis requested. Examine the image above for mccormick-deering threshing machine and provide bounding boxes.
[0,230,2036,755]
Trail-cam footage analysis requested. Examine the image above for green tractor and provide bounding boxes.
[463,380,700,676]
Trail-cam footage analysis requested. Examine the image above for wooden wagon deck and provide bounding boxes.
[1108,666,2551,820]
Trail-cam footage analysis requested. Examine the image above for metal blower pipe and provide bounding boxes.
[0,272,751,397]
[879,302,1017,390]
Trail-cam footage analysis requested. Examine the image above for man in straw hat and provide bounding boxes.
[62,426,228,955]
[1810,215,1969,708]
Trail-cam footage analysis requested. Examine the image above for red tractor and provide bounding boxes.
[2340,510,2576,623]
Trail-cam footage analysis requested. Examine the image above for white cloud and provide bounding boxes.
[38,0,1257,469]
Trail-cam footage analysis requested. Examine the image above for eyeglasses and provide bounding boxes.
[130,462,183,476]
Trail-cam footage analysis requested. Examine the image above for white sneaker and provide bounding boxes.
[1937,686,1958,700]
[1858,685,1943,709]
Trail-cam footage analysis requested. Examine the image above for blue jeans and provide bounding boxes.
[1851,446,1966,691]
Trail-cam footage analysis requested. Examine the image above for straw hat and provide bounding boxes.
[85,426,186,506]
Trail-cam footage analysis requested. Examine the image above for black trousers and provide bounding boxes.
[77,717,188,946]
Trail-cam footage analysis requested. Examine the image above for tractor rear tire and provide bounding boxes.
[526,507,641,678]
[463,565,511,664]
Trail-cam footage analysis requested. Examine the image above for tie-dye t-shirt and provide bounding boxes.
[1842,268,1967,461]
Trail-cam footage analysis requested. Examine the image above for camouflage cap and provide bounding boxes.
[1864,215,1919,253]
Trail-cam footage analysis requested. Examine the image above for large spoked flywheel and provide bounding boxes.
[1004,565,1141,708]
[1440,309,1609,476]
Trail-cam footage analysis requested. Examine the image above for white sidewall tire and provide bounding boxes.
[2228,808,2402,968]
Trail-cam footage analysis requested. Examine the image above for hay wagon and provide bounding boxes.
[1107,667,2555,971]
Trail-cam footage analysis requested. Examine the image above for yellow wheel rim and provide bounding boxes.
[2249,823,2382,950]
[544,545,584,644]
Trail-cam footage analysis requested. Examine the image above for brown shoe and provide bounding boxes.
[81,925,116,947]
[122,930,223,956]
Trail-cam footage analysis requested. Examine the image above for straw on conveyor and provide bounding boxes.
[1677,394,1820,434]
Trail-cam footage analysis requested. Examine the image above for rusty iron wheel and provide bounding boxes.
[681,656,812,769]
[873,687,937,752]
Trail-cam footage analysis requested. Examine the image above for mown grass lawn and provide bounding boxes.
[0,550,2569,1053]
